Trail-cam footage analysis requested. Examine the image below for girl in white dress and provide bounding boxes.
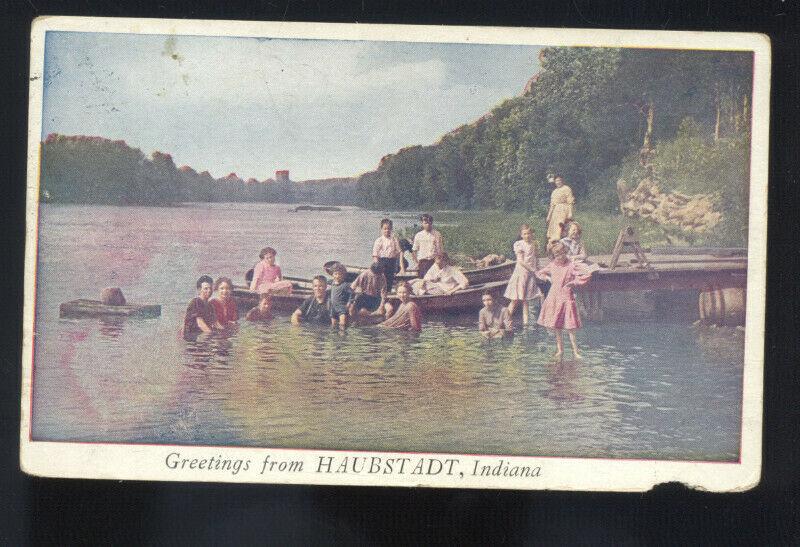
[504,224,543,326]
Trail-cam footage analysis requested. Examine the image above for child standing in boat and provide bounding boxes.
[210,276,238,326]
[504,224,542,326]
[250,247,294,294]
[372,219,405,292]
[535,242,594,360]
[412,213,444,278]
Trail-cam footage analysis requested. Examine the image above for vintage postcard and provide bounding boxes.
[21,17,769,491]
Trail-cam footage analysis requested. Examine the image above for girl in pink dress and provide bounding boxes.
[535,242,594,360]
[249,247,294,294]
[504,224,542,326]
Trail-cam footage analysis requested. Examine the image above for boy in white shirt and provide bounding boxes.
[411,213,444,278]
[372,218,405,292]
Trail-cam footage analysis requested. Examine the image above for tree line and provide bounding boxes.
[39,134,357,206]
[355,47,753,228]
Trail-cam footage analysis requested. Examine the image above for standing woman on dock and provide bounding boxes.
[545,175,575,246]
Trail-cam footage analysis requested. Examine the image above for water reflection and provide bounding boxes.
[545,360,585,403]
[31,204,745,461]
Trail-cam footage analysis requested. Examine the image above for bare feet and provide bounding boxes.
[573,350,582,360]
[554,351,563,361]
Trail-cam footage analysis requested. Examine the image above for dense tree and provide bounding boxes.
[355,47,753,225]
[40,134,357,206]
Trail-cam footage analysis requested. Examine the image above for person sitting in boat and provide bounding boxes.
[479,291,513,339]
[560,221,588,262]
[250,247,294,294]
[182,275,219,337]
[209,276,238,326]
[559,222,600,273]
[411,252,468,296]
[349,261,388,322]
[245,292,273,322]
[329,264,351,328]
[291,275,332,326]
[379,282,421,332]
[412,213,444,278]
[372,218,405,293]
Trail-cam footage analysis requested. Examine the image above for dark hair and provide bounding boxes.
[435,252,451,266]
[399,238,413,253]
[312,275,328,285]
[420,213,433,223]
[259,247,277,259]
[332,263,347,275]
[380,218,393,229]
[196,275,214,289]
[395,281,410,292]
[482,290,494,297]
[370,261,385,275]
[214,276,233,290]
[259,292,272,302]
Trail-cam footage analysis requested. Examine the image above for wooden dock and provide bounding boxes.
[578,252,747,292]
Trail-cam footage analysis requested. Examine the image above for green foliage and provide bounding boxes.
[401,210,674,261]
[356,48,753,247]
[613,118,750,246]
[40,134,357,206]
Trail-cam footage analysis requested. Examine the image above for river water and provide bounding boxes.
[31,203,744,461]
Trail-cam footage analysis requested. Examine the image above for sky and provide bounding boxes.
[42,31,542,181]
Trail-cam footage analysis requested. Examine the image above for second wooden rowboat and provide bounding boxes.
[233,279,509,315]
[332,259,516,285]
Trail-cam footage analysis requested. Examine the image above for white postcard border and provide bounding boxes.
[20,17,770,492]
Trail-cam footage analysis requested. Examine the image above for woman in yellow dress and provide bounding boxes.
[545,175,575,245]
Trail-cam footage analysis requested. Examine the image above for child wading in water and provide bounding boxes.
[380,281,422,332]
[504,224,542,326]
[209,276,238,327]
[329,264,351,328]
[535,242,593,360]
[479,291,513,339]
[245,293,273,322]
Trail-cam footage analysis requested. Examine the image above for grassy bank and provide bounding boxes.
[400,210,675,263]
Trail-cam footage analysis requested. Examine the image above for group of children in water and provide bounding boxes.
[183,213,595,359]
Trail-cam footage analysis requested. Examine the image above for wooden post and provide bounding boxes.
[609,226,649,270]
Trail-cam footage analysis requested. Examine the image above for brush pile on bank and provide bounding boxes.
[618,178,722,233]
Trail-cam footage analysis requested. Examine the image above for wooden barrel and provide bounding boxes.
[698,287,745,326]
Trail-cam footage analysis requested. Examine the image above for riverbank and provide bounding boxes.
[400,210,675,263]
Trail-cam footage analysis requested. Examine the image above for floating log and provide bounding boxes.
[293,205,342,212]
[60,299,161,318]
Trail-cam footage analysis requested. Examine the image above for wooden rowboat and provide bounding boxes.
[232,287,308,313]
[333,260,516,285]
[387,280,508,313]
[232,279,509,315]
[60,299,161,318]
